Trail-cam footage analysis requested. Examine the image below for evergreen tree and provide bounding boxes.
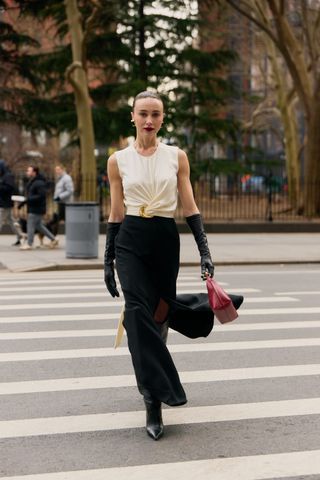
[0,0,39,124]
[1,0,238,181]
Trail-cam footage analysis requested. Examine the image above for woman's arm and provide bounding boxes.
[107,154,125,222]
[104,154,124,298]
[177,149,214,279]
[177,149,199,217]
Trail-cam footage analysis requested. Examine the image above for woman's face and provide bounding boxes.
[131,98,164,137]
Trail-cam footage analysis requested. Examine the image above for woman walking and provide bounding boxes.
[104,91,214,440]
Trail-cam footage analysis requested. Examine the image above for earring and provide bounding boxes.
[131,119,135,125]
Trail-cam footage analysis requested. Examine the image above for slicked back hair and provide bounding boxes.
[133,91,164,110]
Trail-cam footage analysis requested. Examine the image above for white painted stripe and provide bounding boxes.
[0,279,104,287]
[241,307,320,315]
[1,364,320,395]
[0,276,213,287]
[0,313,117,324]
[219,269,320,275]
[0,288,257,300]
[1,450,320,480]
[241,296,298,303]
[0,297,297,311]
[217,320,320,330]
[178,288,254,293]
[0,281,232,292]
[1,338,320,362]
[0,292,117,300]
[275,290,320,295]
[0,285,114,292]
[0,329,118,339]
[0,301,124,310]
[2,320,320,340]
[1,307,320,324]
[0,397,319,439]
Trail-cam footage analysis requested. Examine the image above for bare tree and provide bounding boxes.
[223,0,320,216]
[250,29,301,209]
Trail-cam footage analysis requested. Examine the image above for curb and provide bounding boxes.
[5,259,320,273]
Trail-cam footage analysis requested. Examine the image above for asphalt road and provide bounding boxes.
[0,265,320,479]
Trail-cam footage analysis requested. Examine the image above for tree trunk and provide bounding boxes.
[64,0,97,201]
[281,103,300,209]
[265,37,301,210]
[304,98,320,216]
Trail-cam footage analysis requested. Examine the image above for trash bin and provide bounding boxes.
[65,202,99,258]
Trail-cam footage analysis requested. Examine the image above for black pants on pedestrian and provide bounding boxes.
[57,202,66,221]
[115,215,187,406]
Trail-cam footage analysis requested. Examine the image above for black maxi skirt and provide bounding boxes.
[115,214,187,407]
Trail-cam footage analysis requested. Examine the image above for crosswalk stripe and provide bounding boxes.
[0,297,298,311]
[0,287,255,300]
[2,319,320,339]
[0,313,117,324]
[0,307,319,324]
[1,338,320,362]
[0,301,124,310]
[275,290,320,295]
[0,329,119,339]
[0,281,236,292]
[219,269,320,275]
[241,306,320,315]
[1,449,320,480]
[0,397,320,439]
[0,276,210,287]
[1,364,320,395]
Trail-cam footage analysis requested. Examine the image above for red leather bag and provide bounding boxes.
[206,277,238,324]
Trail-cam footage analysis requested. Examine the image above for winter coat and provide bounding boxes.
[26,174,48,215]
[54,172,74,203]
[0,160,16,209]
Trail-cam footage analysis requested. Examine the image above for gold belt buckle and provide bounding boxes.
[139,205,153,218]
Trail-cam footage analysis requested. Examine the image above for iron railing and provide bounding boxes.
[11,173,317,222]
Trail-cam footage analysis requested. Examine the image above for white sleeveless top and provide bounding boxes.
[115,142,179,218]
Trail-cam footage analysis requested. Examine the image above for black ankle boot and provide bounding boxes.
[144,397,164,441]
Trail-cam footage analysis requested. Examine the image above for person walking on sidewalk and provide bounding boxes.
[104,90,214,441]
[19,165,58,250]
[53,164,74,221]
[0,159,23,246]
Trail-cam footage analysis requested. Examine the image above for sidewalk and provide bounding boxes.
[0,232,320,272]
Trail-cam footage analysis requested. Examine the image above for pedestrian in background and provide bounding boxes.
[53,165,74,221]
[104,90,214,441]
[19,165,59,250]
[0,159,22,246]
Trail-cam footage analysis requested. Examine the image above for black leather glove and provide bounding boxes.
[104,222,122,297]
[186,213,214,280]
[54,196,60,202]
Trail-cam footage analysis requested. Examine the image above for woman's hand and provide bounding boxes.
[104,262,120,297]
[201,255,214,280]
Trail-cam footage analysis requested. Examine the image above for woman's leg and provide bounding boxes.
[115,216,185,406]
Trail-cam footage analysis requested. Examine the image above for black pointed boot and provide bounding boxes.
[144,397,164,441]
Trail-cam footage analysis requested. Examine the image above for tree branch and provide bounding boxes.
[225,0,282,50]
[279,0,285,15]
[300,0,316,75]
[313,9,320,47]
[266,0,312,118]
[254,0,271,28]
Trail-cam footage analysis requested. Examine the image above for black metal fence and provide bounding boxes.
[12,173,316,222]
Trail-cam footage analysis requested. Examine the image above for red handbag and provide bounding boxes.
[206,277,238,324]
